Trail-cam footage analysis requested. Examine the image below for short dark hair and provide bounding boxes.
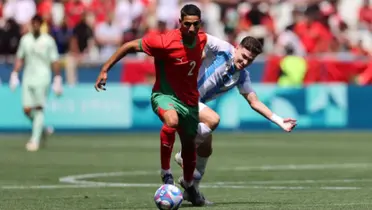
[239,36,263,56]
[180,4,201,20]
[31,15,43,24]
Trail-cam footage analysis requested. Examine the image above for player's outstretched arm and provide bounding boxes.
[242,92,297,132]
[95,39,142,91]
[101,39,142,73]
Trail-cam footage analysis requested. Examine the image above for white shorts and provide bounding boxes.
[198,102,207,112]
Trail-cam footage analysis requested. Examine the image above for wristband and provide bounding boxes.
[270,113,283,124]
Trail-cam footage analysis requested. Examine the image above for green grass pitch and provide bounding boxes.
[1,132,372,210]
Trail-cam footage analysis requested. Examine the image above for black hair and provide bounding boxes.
[180,4,201,20]
[31,15,43,24]
[239,36,263,56]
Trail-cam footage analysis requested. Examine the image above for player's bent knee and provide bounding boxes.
[163,110,179,128]
[210,115,220,130]
[23,107,32,116]
[200,108,220,131]
[204,114,220,131]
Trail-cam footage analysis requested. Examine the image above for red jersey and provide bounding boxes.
[140,29,207,106]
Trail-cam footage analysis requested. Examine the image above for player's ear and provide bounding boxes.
[179,19,182,24]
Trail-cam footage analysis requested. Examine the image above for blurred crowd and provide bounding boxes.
[1,0,372,85]
[1,0,372,57]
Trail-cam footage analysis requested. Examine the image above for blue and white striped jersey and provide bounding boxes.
[198,35,254,103]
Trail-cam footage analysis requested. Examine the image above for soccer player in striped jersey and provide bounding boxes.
[161,36,297,203]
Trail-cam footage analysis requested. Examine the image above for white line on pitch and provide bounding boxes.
[216,179,372,185]
[224,163,372,171]
[59,163,372,185]
[0,184,362,190]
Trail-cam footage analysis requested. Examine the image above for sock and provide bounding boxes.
[194,155,209,189]
[160,125,176,172]
[197,123,212,138]
[196,155,209,176]
[30,110,44,145]
[161,169,172,176]
[195,134,205,147]
[181,141,196,186]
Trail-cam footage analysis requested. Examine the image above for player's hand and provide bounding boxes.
[281,118,297,132]
[52,75,63,96]
[9,71,20,91]
[95,70,107,92]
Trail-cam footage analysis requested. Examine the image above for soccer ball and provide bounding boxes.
[154,184,183,210]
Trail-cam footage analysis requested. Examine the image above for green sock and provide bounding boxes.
[30,110,44,144]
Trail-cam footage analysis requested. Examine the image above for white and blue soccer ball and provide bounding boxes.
[154,184,183,210]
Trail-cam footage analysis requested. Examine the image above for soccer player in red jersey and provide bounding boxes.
[95,4,206,206]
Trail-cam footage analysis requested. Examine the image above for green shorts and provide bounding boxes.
[151,92,199,137]
[22,83,50,108]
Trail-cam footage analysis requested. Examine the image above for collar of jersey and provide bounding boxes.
[180,38,197,49]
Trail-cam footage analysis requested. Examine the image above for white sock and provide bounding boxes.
[194,155,209,190]
[31,110,44,145]
[196,155,208,177]
[197,123,212,138]
[161,169,172,176]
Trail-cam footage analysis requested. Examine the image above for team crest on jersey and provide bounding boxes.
[222,72,240,89]
[221,61,240,90]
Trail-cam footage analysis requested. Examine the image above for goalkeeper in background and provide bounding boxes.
[10,15,63,152]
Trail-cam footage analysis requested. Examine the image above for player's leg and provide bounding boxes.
[27,84,49,151]
[176,104,218,205]
[22,84,37,151]
[159,109,178,176]
[194,134,213,189]
[151,93,179,184]
[175,103,219,170]
[196,102,220,139]
[193,104,219,188]
[22,86,40,151]
[177,104,205,206]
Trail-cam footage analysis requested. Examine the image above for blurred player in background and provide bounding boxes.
[160,36,297,203]
[10,15,63,152]
[95,4,207,206]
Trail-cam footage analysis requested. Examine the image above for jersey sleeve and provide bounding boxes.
[49,38,59,62]
[16,37,26,59]
[139,34,164,57]
[204,34,234,56]
[237,70,255,94]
